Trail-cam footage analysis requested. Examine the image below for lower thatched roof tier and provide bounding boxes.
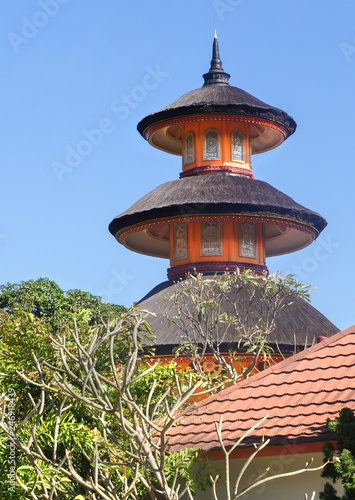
[109,174,327,258]
[138,278,339,354]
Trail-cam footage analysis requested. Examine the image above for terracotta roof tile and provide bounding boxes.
[168,326,355,452]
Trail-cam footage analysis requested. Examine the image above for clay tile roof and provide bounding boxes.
[167,325,355,452]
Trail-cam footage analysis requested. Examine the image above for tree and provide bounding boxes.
[0,278,126,331]
[0,279,126,499]
[0,307,211,499]
[0,278,126,398]
[320,407,355,500]
[66,288,126,326]
[0,276,328,499]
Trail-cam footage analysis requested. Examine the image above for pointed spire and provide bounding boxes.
[203,30,231,86]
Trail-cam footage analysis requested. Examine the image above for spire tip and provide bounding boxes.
[202,31,230,87]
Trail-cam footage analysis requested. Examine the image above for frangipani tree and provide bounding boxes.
[0,273,327,500]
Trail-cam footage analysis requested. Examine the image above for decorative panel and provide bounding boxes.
[173,223,188,261]
[231,130,244,161]
[239,221,257,258]
[184,132,195,165]
[203,129,220,160]
[200,220,223,256]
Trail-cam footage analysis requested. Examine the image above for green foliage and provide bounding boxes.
[0,308,56,395]
[0,278,76,332]
[0,301,209,499]
[0,306,110,396]
[67,288,126,325]
[164,448,217,494]
[0,308,98,498]
[13,405,95,498]
[0,277,126,332]
[320,408,355,500]
[0,279,127,498]
[0,272,313,499]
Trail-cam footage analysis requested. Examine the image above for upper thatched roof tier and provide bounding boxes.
[137,33,296,156]
[137,85,297,156]
[108,174,327,258]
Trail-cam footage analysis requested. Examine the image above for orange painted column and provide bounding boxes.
[169,219,265,273]
[181,118,253,177]
[167,116,267,279]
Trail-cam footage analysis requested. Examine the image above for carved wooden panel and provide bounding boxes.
[231,129,244,161]
[173,223,188,261]
[239,221,256,258]
[200,220,223,256]
[203,129,220,160]
[184,132,195,165]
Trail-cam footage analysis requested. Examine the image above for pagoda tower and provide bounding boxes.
[109,33,338,359]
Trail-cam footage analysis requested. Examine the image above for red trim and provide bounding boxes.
[145,114,288,141]
[180,165,254,179]
[167,261,268,279]
[118,214,318,242]
[202,441,332,460]
[152,352,286,366]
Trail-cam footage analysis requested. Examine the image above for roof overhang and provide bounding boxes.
[143,114,287,156]
[109,174,326,258]
[137,85,297,156]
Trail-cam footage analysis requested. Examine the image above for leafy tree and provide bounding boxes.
[0,278,126,331]
[67,288,126,326]
[1,305,327,500]
[0,278,73,332]
[0,272,328,500]
[320,408,355,500]
[0,278,126,499]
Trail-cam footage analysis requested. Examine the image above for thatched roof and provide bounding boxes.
[138,85,296,140]
[138,278,339,355]
[137,35,296,155]
[109,174,326,258]
[110,174,325,235]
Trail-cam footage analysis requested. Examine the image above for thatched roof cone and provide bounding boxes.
[109,174,327,259]
[138,277,339,355]
[137,33,296,156]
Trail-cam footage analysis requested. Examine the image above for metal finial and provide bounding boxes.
[203,32,230,86]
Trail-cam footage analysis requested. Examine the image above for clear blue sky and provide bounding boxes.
[1,1,354,331]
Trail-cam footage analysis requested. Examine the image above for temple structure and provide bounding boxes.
[109,33,338,365]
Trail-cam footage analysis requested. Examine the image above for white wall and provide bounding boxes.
[193,452,342,500]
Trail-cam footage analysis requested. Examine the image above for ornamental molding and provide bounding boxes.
[167,261,268,279]
[180,165,254,179]
[145,114,288,141]
[153,352,286,365]
[117,214,318,243]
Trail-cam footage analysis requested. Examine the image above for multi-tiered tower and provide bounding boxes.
[109,34,338,358]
